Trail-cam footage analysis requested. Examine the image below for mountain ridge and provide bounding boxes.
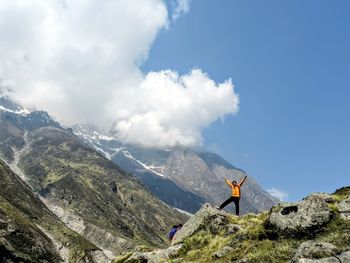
[73,123,278,215]
[0,96,188,262]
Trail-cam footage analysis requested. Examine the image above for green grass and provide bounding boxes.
[316,215,350,251]
[0,197,61,262]
[333,187,350,202]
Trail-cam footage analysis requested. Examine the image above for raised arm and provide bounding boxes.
[225,178,233,188]
[239,175,248,186]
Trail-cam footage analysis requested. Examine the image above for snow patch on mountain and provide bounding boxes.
[92,131,115,141]
[122,150,166,177]
[0,105,30,116]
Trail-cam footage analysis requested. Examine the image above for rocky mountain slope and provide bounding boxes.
[114,187,350,263]
[0,159,103,262]
[0,97,187,262]
[73,124,278,215]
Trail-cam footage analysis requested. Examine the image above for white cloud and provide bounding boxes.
[267,188,289,201]
[0,0,168,125]
[0,0,239,148]
[110,69,239,147]
[172,0,192,21]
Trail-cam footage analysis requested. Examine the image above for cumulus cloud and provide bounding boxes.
[0,0,167,124]
[172,0,192,20]
[110,69,239,147]
[267,188,289,201]
[0,0,239,148]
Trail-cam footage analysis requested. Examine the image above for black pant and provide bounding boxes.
[219,196,240,215]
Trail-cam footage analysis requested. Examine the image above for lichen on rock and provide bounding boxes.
[267,193,333,236]
[172,203,232,245]
[338,196,350,220]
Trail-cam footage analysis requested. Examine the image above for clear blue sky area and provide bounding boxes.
[143,0,350,201]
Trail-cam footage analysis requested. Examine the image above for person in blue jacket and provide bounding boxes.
[168,224,183,241]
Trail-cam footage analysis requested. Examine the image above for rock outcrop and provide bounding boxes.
[212,245,234,259]
[114,190,350,263]
[172,203,233,245]
[121,244,183,263]
[115,204,238,263]
[339,196,350,220]
[292,241,340,261]
[267,193,333,236]
[292,241,350,263]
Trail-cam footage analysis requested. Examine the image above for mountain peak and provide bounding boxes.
[0,96,30,116]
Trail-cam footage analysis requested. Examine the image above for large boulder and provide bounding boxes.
[338,196,350,220]
[338,251,350,262]
[292,241,340,261]
[172,203,233,245]
[267,193,332,236]
[292,241,350,263]
[116,204,235,263]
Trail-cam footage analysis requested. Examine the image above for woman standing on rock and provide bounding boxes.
[216,175,247,216]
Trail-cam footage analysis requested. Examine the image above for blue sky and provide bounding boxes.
[143,0,350,200]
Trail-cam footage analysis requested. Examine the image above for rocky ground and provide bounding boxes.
[113,187,350,263]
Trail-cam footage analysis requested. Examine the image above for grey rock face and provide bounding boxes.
[268,194,332,236]
[305,193,336,203]
[124,252,149,263]
[212,245,234,259]
[124,244,183,263]
[338,251,350,262]
[292,241,340,261]
[338,196,350,220]
[172,203,232,245]
[292,241,350,263]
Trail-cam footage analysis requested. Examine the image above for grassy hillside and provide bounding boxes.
[18,127,187,253]
[0,159,100,262]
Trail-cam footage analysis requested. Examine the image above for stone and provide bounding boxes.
[225,224,241,235]
[305,193,336,203]
[294,258,340,263]
[124,244,183,263]
[338,196,350,220]
[124,252,149,263]
[292,251,350,263]
[267,194,332,236]
[292,241,340,260]
[172,203,232,245]
[212,246,234,259]
[338,251,350,262]
[147,244,183,263]
[291,241,350,263]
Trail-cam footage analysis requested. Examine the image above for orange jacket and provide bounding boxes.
[225,176,247,197]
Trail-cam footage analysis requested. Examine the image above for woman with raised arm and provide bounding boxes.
[216,175,247,216]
